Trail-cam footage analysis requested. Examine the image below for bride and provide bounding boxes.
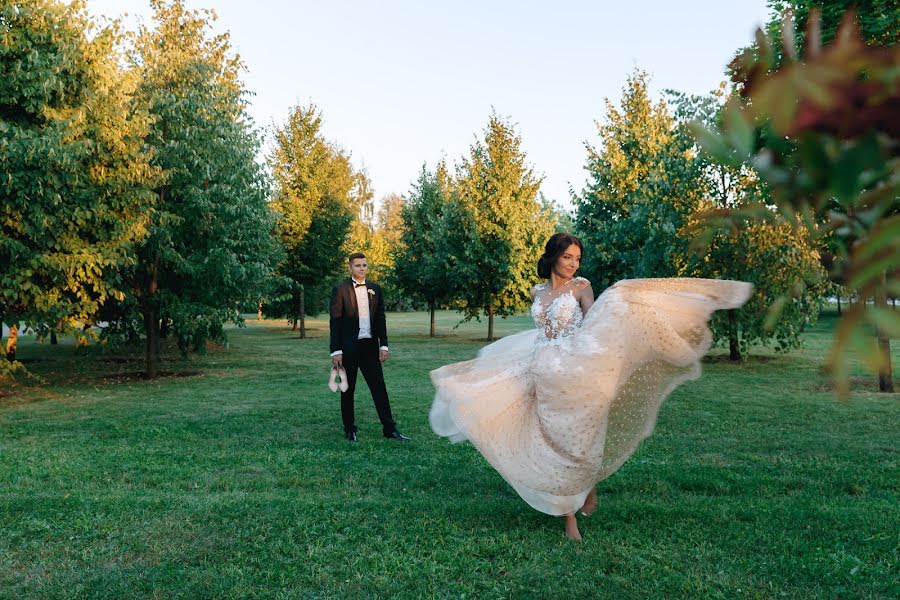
[429,232,753,540]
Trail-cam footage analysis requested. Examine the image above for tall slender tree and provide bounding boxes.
[392,163,453,335]
[443,113,554,340]
[266,103,356,336]
[574,70,704,290]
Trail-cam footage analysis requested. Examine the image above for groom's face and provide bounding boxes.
[350,258,368,282]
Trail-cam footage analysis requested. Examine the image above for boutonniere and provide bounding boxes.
[367,289,375,297]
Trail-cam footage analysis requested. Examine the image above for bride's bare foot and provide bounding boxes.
[564,513,582,541]
[579,488,597,517]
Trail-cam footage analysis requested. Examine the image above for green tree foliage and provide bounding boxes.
[693,10,899,393]
[731,1,898,97]
[376,193,405,262]
[265,103,355,336]
[344,175,390,288]
[367,192,413,312]
[670,90,826,360]
[0,0,156,371]
[574,71,705,290]
[681,208,827,358]
[766,0,897,56]
[442,112,554,340]
[392,163,454,334]
[104,0,278,377]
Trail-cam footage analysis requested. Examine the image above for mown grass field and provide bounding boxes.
[1,310,898,599]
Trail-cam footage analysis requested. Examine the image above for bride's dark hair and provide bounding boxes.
[537,233,584,279]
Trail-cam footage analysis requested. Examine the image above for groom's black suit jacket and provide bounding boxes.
[329,279,388,355]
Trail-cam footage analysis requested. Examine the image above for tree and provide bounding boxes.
[265,103,356,336]
[669,90,827,360]
[0,0,156,371]
[103,0,278,378]
[344,174,390,287]
[367,192,412,311]
[574,71,705,290]
[764,0,897,59]
[377,193,405,251]
[442,112,554,341]
[392,163,454,335]
[693,10,899,393]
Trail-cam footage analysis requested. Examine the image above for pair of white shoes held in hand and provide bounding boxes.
[328,365,349,392]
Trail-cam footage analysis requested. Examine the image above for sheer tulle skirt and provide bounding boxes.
[429,278,753,516]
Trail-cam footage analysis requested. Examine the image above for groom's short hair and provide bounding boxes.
[348,252,366,264]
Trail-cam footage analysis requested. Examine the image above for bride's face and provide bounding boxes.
[553,244,581,279]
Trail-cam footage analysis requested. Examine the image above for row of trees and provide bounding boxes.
[374,70,829,357]
[267,108,556,342]
[2,0,278,377]
[261,73,833,359]
[3,0,895,391]
[393,114,556,340]
[0,0,555,382]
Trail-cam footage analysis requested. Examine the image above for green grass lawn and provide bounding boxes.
[1,311,898,599]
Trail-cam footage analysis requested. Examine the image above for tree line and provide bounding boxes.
[2,0,278,379]
[1,0,896,391]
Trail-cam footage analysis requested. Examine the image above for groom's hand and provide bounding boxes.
[332,354,343,367]
[379,349,389,363]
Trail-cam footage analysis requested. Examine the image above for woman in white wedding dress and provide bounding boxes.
[430,233,753,540]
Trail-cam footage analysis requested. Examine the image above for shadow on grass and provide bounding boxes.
[701,354,780,364]
[101,370,205,382]
[809,375,900,394]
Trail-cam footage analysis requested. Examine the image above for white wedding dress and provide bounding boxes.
[429,277,753,516]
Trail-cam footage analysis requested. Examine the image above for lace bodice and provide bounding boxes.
[531,277,592,345]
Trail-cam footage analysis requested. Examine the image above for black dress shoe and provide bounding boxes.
[346,431,358,443]
[384,431,410,442]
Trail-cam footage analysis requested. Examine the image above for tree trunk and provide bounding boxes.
[728,309,741,361]
[487,304,495,342]
[144,306,160,379]
[292,319,298,331]
[50,330,57,345]
[300,288,306,339]
[429,300,436,338]
[159,317,169,338]
[5,323,17,362]
[144,256,160,379]
[877,335,893,393]
[876,274,894,393]
[143,192,163,379]
[836,295,842,316]
[257,301,263,321]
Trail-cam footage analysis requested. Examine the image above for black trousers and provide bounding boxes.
[340,338,396,435]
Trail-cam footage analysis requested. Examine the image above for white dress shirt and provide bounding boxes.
[331,279,389,357]
[354,280,372,339]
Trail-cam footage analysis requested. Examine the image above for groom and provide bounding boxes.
[330,253,409,443]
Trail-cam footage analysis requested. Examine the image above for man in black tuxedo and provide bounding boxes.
[330,253,409,443]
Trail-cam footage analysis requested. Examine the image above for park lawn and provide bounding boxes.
[0,310,898,599]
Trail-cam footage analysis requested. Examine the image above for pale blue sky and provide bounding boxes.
[85,0,772,210]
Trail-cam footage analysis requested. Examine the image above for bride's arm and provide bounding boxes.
[578,282,595,314]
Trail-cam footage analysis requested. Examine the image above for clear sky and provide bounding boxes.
[85,0,772,210]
